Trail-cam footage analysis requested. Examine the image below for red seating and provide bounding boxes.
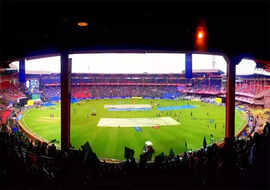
[0,110,12,124]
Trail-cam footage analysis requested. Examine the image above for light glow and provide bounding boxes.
[77,21,88,27]
[198,31,204,39]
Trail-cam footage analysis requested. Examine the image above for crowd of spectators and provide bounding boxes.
[37,73,187,86]
[236,82,266,97]
[40,86,181,100]
[177,78,222,95]
[38,76,270,104]
[88,86,180,98]
[41,86,61,100]
[0,112,269,189]
[72,87,92,99]
[39,82,268,108]
[0,102,8,112]
[0,82,25,102]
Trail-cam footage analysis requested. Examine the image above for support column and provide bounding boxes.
[60,51,71,150]
[19,59,26,84]
[225,57,236,139]
[185,53,192,79]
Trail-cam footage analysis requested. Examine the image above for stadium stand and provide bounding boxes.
[1,71,270,189]
[29,71,270,109]
[41,86,61,101]
[0,113,269,189]
[0,82,25,103]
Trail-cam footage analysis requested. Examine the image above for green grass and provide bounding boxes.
[21,99,247,160]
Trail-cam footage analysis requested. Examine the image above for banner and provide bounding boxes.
[32,94,41,100]
[132,97,143,99]
[27,100,34,106]
[191,98,200,101]
[216,98,222,104]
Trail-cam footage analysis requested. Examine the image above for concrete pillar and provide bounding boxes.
[60,51,71,150]
[225,57,236,139]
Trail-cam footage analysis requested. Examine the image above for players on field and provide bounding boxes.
[210,134,214,144]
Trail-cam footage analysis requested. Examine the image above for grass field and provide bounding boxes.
[21,99,247,160]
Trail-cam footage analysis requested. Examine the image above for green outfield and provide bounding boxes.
[20,99,247,160]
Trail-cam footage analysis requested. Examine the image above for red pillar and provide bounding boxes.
[60,51,71,150]
[225,57,236,139]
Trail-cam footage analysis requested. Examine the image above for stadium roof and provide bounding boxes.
[192,69,224,74]
[25,71,52,74]
[256,59,270,72]
[237,74,270,78]
[0,0,269,69]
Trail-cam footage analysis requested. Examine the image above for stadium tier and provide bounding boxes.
[0,70,270,108]
[22,72,270,109]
